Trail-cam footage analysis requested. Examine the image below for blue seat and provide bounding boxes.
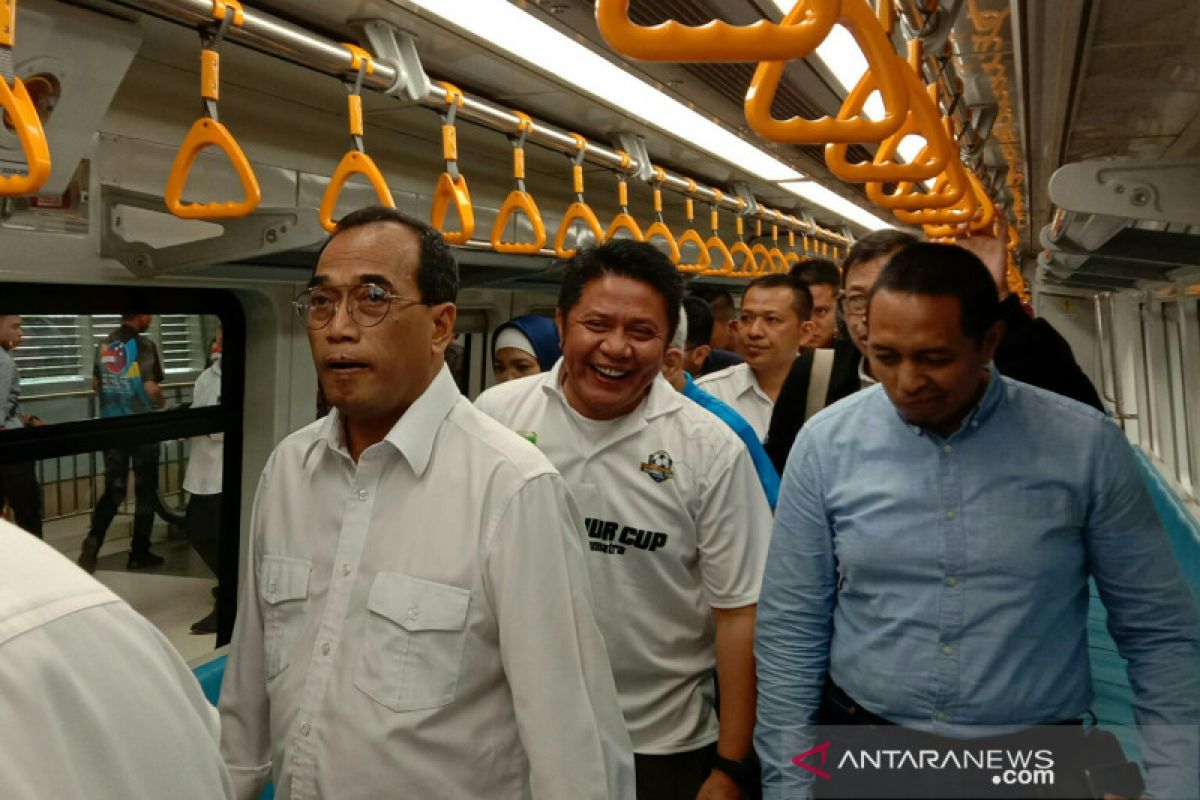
[193,654,274,800]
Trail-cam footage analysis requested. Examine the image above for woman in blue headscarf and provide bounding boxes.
[492,315,561,384]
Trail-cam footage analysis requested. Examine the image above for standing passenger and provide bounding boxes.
[492,314,561,383]
[756,243,1200,798]
[696,274,814,440]
[78,310,167,572]
[477,240,772,800]
[0,519,234,799]
[218,207,632,800]
[694,288,744,376]
[0,314,44,537]
[789,259,839,350]
[184,324,224,635]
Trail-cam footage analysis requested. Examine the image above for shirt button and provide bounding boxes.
[945,510,957,520]
[357,489,369,501]
[942,644,953,655]
[300,722,311,737]
[407,605,420,619]
[945,576,958,587]
[936,711,947,721]
[321,642,331,656]
[341,564,351,576]
[971,421,980,428]
[943,445,953,454]
[268,581,277,593]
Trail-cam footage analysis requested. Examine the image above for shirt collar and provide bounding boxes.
[304,364,460,476]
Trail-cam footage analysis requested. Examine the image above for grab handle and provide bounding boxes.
[491,111,547,253]
[430,81,473,244]
[165,118,261,218]
[605,167,644,241]
[594,0,837,62]
[0,76,51,196]
[676,181,711,273]
[746,0,907,144]
[554,133,603,258]
[319,151,395,232]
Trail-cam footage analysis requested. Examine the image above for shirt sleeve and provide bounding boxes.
[217,471,274,800]
[140,337,165,383]
[695,439,773,608]
[0,354,19,428]
[755,430,837,799]
[1085,422,1200,799]
[482,472,635,800]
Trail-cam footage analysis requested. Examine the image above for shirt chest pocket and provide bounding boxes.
[259,555,312,680]
[355,573,471,713]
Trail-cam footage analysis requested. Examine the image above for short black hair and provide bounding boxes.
[841,229,919,288]
[558,240,682,341]
[682,296,714,350]
[704,289,737,322]
[790,258,840,289]
[868,243,1000,344]
[746,273,813,321]
[328,206,459,304]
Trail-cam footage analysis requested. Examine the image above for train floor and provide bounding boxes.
[42,511,219,664]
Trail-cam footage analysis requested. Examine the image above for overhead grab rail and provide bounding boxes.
[164,0,261,219]
[429,81,473,245]
[644,166,681,263]
[0,0,51,196]
[319,44,396,233]
[746,0,909,145]
[593,0,837,62]
[113,0,852,248]
[826,40,951,183]
[605,153,644,242]
[675,178,711,273]
[490,111,546,254]
[554,132,605,259]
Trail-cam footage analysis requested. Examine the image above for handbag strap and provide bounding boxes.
[805,347,836,420]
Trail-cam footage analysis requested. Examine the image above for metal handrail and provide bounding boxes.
[105,0,850,247]
[1092,293,1136,423]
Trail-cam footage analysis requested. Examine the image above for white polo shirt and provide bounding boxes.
[476,362,773,754]
[218,365,633,800]
[694,362,774,440]
[0,520,234,799]
[183,358,223,496]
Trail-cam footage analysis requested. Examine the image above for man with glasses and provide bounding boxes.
[764,230,917,474]
[218,207,633,800]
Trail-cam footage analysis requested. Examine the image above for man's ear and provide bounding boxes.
[688,343,711,372]
[430,302,458,355]
[800,319,817,347]
[980,319,1006,362]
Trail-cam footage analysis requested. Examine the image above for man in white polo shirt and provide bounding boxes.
[218,207,632,800]
[476,240,773,800]
[695,274,813,441]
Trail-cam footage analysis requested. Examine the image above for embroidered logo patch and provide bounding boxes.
[640,450,674,483]
[516,429,538,446]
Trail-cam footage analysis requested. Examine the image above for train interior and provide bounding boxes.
[1,0,1199,788]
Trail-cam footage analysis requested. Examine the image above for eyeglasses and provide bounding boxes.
[840,292,869,316]
[293,283,421,330]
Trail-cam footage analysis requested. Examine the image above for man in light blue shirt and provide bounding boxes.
[757,243,1200,798]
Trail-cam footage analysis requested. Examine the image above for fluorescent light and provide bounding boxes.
[780,181,893,230]
[407,0,801,182]
[768,2,880,118]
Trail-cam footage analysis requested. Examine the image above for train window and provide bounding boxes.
[0,285,245,658]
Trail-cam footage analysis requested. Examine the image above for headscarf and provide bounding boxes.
[492,315,561,371]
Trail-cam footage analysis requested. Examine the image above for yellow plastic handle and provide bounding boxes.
[785,251,801,266]
[554,201,604,258]
[893,165,979,226]
[491,189,547,254]
[750,243,774,275]
[730,240,760,276]
[431,171,474,245]
[702,236,735,276]
[644,221,681,264]
[0,0,16,49]
[606,212,644,242]
[826,53,950,182]
[1007,224,1020,252]
[0,76,51,196]
[319,150,395,233]
[768,248,790,272]
[870,147,969,210]
[164,117,261,219]
[595,0,838,62]
[676,228,712,273]
[746,0,908,144]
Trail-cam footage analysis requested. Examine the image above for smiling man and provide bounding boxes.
[696,274,814,441]
[756,243,1200,799]
[217,207,632,800]
[476,240,773,800]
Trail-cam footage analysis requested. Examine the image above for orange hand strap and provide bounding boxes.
[164,118,260,218]
[746,0,908,144]
[676,178,710,273]
[491,189,547,254]
[554,132,602,258]
[431,82,473,244]
[606,171,644,241]
[826,45,951,182]
[643,166,680,263]
[319,151,394,232]
[0,76,51,196]
[596,0,836,61]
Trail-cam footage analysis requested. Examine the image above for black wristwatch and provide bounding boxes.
[711,754,755,789]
